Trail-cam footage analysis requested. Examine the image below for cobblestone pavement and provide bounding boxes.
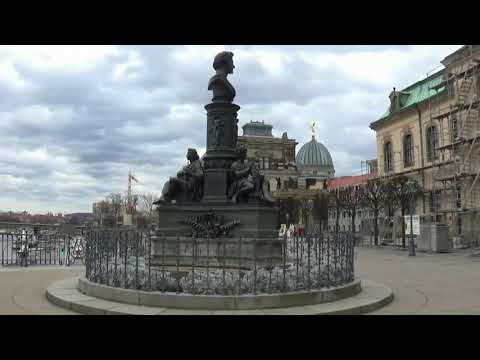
[1,247,479,314]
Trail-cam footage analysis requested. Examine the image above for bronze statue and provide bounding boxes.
[228,147,255,203]
[210,116,225,146]
[228,147,275,204]
[156,148,204,203]
[208,51,236,103]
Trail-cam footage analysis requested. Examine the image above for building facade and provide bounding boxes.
[238,121,335,226]
[326,173,377,233]
[369,45,480,247]
[237,121,298,193]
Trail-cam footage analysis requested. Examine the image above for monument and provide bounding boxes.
[46,51,394,315]
[152,51,280,268]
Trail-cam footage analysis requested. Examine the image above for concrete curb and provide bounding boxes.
[77,277,362,310]
[46,277,393,315]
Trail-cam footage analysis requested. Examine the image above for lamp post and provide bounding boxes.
[406,179,420,257]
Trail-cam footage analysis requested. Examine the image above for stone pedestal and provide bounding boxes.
[149,236,283,270]
[202,169,229,203]
[153,203,281,269]
[156,203,278,238]
[202,102,240,203]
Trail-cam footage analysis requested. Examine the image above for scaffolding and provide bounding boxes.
[429,45,480,247]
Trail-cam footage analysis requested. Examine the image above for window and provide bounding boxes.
[456,184,462,209]
[457,216,462,235]
[403,133,414,167]
[430,191,441,213]
[426,126,439,162]
[451,116,458,140]
[407,202,416,215]
[384,141,394,172]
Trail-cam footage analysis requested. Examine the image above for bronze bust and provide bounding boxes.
[208,51,236,103]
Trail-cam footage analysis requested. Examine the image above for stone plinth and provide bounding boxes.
[202,102,240,203]
[154,203,280,269]
[156,203,278,239]
[149,236,283,269]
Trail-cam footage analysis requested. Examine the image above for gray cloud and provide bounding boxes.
[0,45,462,213]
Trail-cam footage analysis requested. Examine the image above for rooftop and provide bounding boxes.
[296,135,334,171]
[327,174,374,190]
[370,69,446,130]
[242,121,273,137]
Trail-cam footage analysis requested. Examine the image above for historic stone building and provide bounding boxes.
[369,45,480,247]
[238,121,335,195]
[238,121,335,226]
[237,121,298,193]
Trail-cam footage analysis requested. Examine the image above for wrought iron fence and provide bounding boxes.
[1,230,85,267]
[85,228,355,295]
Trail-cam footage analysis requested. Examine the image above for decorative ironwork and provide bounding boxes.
[1,228,85,268]
[84,228,355,295]
[183,211,240,238]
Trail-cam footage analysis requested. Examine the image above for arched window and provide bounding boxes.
[426,126,439,162]
[403,133,414,167]
[383,141,393,173]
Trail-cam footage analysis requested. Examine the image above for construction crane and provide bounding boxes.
[126,171,139,215]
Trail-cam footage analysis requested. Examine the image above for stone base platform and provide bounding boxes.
[156,203,279,239]
[46,277,393,315]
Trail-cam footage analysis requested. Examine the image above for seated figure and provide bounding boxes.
[156,148,204,203]
[228,147,275,205]
[228,147,255,203]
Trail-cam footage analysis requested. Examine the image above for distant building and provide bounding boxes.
[326,173,375,233]
[238,120,335,225]
[237,121,298,194]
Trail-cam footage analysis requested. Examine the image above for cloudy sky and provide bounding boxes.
[1,45,462,214]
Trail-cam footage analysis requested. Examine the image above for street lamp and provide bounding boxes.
[406,179,421,257]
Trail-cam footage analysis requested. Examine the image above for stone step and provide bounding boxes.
[46,277,393,315]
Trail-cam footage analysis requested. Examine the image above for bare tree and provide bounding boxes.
[360,178,387,246]
[139,193,160,225]
[95,200,111,226]
[108,193,124,227]
[338,185,362,235]
[385,175,421,248]
[312,192,329,231]
[328,188,342,233]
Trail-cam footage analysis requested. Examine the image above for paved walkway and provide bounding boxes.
[1,247,480,314]
[356,247,480,314]
[0,266,83,315]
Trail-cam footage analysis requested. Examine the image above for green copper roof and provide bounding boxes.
[372,69,447,127]
[296,136,334,170]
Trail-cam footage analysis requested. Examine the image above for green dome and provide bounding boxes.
[296,136,334,172]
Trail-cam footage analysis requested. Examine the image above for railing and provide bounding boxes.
[85,229,355,295]
[1,230,85,267]
[0,222,87,232]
